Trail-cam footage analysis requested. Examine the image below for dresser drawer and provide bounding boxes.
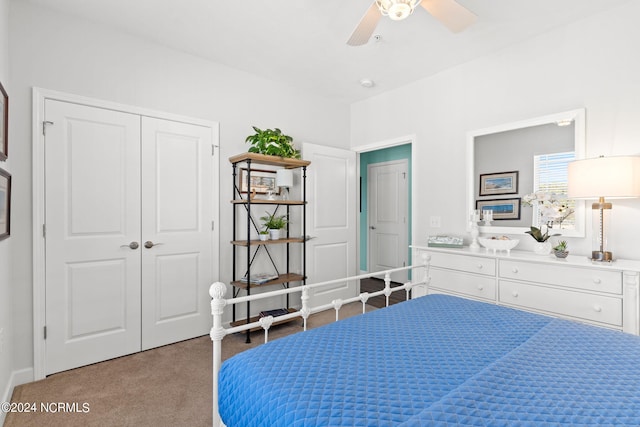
[499,280,622,327]
[428,251,496,276]
[429,268,496,301]
[499,260,622,295]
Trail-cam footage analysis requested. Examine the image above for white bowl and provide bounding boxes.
[478,237,519,254]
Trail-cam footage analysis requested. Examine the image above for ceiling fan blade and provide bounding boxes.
[347,2,382,46]
[420,0,477,33]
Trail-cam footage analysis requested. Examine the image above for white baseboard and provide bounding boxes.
[1,367,35,424]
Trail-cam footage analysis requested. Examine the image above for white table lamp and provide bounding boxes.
[276,169,294,200]
[568,155,640,261]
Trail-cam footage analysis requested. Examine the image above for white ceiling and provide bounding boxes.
[23,0,631,103]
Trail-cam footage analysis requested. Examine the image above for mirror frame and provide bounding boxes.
[466,108,586,237]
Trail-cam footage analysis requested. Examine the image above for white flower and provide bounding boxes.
[521,192,574,225]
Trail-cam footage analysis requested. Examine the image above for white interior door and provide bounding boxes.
[44,100,142,375]
[140,117,214,349]
[368,160,408,283]
[302,143,357,306]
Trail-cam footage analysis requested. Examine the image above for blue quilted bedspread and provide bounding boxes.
[218,295,640,426]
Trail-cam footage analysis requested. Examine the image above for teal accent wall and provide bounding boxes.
[360,144,412,272]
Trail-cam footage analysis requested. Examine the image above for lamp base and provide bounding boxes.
[591,250,613,262]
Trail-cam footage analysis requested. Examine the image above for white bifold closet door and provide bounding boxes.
[44,100,214,375]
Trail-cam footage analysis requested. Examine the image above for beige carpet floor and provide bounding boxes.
[6,302,374,427]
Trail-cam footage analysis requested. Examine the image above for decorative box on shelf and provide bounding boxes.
[427,235,463,248]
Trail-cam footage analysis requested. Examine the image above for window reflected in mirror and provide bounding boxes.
[468,109,585,238]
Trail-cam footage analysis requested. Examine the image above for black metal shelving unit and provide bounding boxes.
[229,153,310,343]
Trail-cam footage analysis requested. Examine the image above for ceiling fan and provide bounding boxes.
[347,0,477,46]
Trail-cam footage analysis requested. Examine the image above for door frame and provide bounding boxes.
[352,135,416,278]
[367,159,409,282]
[32,88,220,380]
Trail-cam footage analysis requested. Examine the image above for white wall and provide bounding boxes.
[8,1,350,380]
[0,0,13,414]
[352,2,640,259]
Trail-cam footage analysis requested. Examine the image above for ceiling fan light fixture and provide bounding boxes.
[359,78,375,88]
[376,0,420,21]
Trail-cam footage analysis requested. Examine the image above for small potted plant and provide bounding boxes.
[258,230,270,241]
[260,211,288,240]
[525,226,559,255]
[245,126,300,159]
[553,240,569,258]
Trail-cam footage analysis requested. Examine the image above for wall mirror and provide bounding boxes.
[466,109,586,237]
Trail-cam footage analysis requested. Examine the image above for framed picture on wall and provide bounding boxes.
[238,168,279,195]
[479,171,518,196]
[0,81,7,161]
[476,198,521,221]
[0,168,11,240]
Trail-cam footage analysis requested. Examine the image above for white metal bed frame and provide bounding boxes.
[209,261,430,427]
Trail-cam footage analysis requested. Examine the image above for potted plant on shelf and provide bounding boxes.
[245,126,301,159]
[553,240,569,258]
[260,211,288,240]
[258,230,270,242]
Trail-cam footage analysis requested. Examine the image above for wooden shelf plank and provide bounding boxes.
[231,273,305,290]
[231,237,305,247]
[230,199,306,205]
[230,308,299,331]
[229,152,311,168]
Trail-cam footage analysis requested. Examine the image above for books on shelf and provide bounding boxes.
[240,273,279,284]
[259,308,289,318]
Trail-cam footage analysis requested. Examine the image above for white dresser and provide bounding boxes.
[411,245,640,335]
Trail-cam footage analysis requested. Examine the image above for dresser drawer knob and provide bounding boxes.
[511,291,519,298]
[593,278,602,284]
[511,267,519,274]
[477,285,484,291]
[593,305,602,313]
[476,264,483,270]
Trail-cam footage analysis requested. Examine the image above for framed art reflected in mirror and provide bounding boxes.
[0,168,10,240]
[476,198,521,221]
[479,171,518,196]
[0,81,7,161]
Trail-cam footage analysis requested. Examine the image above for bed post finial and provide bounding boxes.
[421,252,431,266]
[332,298,344,322]
[259,316,274,343]
[359,292,370,313]
[383,272,392,306]
[300,285,311,331]
[210,282,227,301]
[404,281,413,300]
[209,282,227,427]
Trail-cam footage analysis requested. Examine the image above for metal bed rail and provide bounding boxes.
[210,255,430,426]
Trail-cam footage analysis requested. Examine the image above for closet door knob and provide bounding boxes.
[144,241,164,249]
[121,242,139,250]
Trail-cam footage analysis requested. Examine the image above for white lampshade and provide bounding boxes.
[568,155,640,199]
[276,169,293,188]
[567,155,640,261]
